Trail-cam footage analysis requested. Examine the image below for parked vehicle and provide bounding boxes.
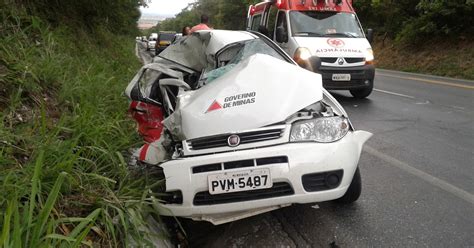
[172,33,183,43]
[146,33,159,51]
[155,31,177,55]
[247,0,375,98]
[150,32,158,40]
[126,30,371,225]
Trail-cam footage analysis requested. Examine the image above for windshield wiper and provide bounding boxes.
[324,32,358,38]
[294,32,324,37]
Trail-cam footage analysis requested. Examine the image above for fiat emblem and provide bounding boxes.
[227,134,240,147]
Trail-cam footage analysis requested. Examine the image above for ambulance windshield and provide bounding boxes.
[289,11,364,38]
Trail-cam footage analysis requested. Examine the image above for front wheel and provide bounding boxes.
[334,167,361,204]
[350,81,373,99]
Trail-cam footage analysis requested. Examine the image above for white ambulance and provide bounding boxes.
[247,0,375,98]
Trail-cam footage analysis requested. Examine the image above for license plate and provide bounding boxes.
[332,74,351,81]
[208,168,272,195]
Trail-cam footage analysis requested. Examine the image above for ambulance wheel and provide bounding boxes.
[350,82,373,99]
[334,167,361,205]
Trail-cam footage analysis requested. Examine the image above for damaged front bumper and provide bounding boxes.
[156,130,371,225]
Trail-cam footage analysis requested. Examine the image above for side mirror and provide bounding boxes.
[308,56,322,73]
[275,26,288,43]
[366,28,374,44]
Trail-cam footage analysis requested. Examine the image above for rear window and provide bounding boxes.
[159,33,176,41]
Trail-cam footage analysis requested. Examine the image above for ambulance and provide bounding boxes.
[247,0,375,98]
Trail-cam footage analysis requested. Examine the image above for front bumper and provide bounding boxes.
[319,64,375,90]
[157,131,371,222]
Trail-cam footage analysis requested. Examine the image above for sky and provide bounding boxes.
[140,0,196,17]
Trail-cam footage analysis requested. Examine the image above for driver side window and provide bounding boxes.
[251,15,262,31]
[267,6,278,39]
[275,11,288,39]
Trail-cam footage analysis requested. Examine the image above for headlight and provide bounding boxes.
[364,48,374,64]
[290,117,349,143]
[293,47,312,67]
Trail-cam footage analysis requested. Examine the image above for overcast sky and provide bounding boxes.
[140,0,196,17]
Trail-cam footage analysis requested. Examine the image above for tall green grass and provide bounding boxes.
[0,5,161,247]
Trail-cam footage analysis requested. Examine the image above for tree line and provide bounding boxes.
[9,0,143,35]
[156,0,473,44]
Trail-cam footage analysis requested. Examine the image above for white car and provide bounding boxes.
[146,38,156,51]
[126,30,371,225]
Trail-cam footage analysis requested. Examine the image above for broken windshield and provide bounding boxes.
[203,38,287,85]
[226,38,286,65]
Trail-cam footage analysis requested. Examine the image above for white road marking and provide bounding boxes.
[135,42,140,59]
[451,105,466,110]
[377,72,474,90]
[374,88,415,99]
[415,100,431,105]
[364,145,474,205]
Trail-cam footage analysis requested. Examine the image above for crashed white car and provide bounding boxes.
[126,30,372,225]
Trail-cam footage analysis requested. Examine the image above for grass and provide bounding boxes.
[0,5,163,247]
[373,36,474,80]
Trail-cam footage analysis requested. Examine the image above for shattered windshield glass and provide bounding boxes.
[227,38,285,65]
[203,39,286,84]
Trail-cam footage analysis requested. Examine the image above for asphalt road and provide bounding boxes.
[137,43,474,247]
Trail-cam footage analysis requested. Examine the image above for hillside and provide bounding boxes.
[0,1,159,246]
[373,37,474,80]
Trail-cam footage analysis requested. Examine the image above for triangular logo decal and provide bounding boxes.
[206,100,222,113]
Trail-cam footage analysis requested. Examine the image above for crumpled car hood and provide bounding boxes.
[164,54,323,140]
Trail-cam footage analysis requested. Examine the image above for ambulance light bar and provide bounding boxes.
[249,5,256,15]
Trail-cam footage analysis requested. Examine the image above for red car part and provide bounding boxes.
[129,101,164,143]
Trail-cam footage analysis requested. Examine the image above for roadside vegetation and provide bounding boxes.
[356,0,474,79]
[156,0,473,79]
[0,1,161,246]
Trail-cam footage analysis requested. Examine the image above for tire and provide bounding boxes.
[334,167,361,204]
[350,81,373,99]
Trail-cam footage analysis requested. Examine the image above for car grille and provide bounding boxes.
[302,170,343,192]
[187,127,285,150]
[320,57,338,63]
[193,182,294,205]
[320,57,365,64]
[192,156,288,174]
[344,57,365,63]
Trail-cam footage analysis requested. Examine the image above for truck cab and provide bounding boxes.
[247,0,375,98]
